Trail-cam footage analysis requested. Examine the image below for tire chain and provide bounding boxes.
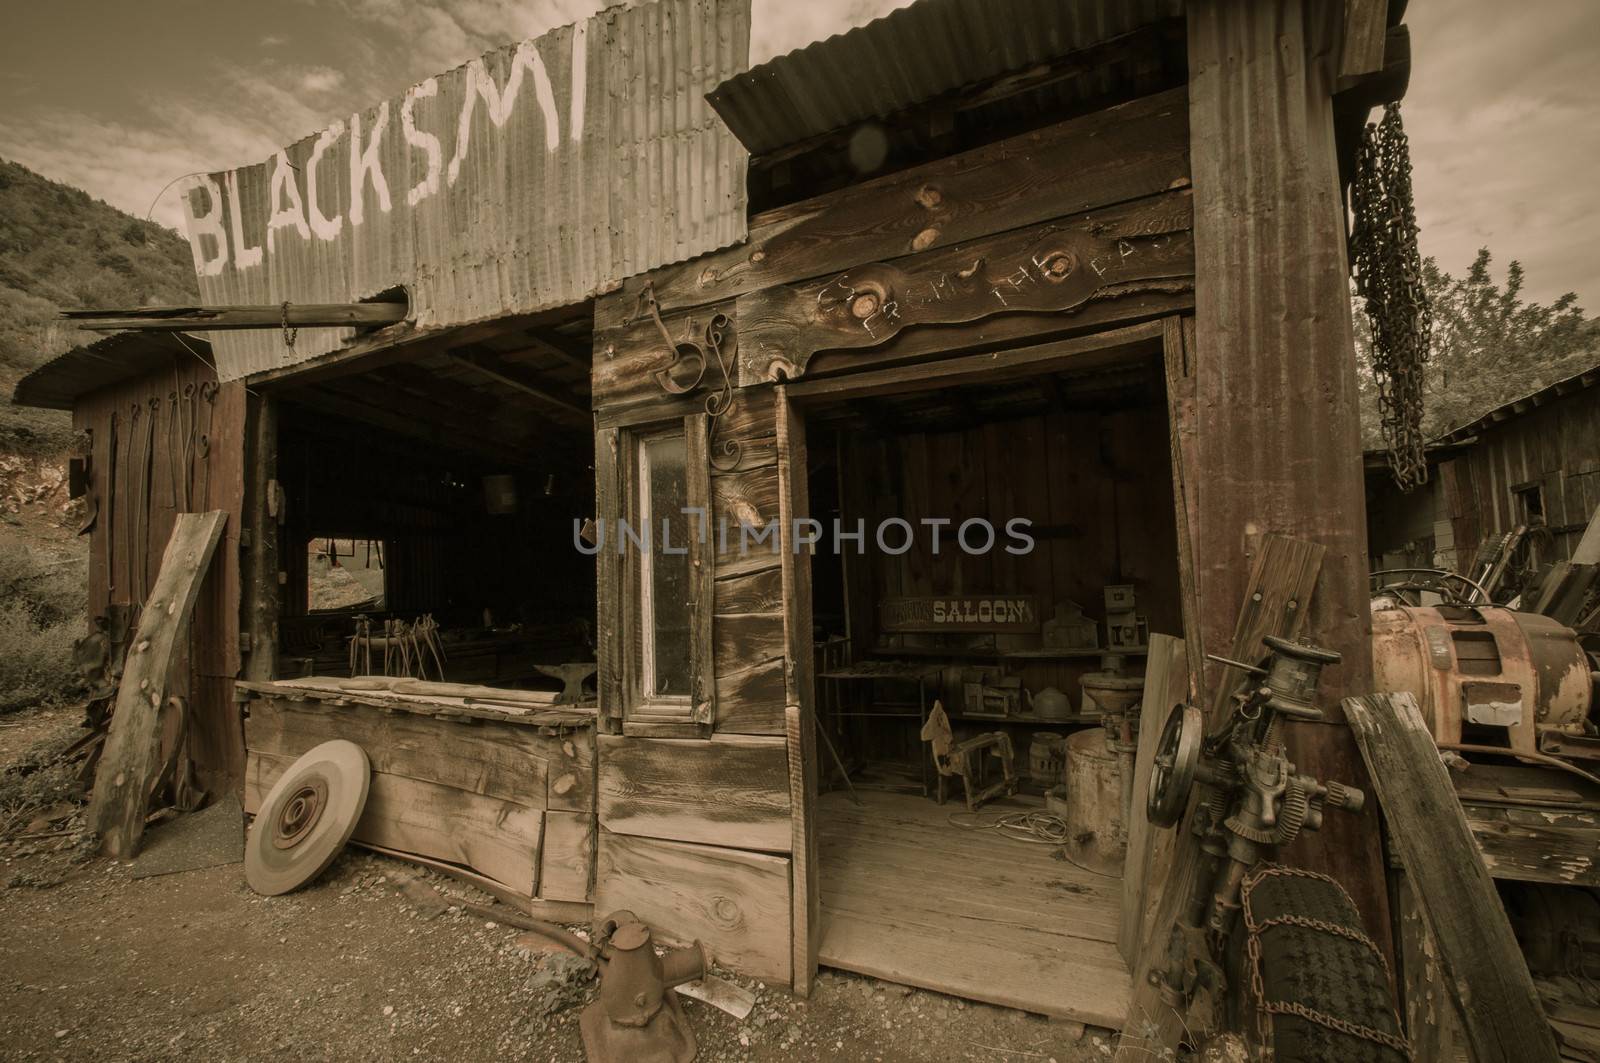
[1242,864,1413,1060]
[1352,104,1432,494]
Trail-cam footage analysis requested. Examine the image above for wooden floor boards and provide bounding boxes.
[816,790,1131,1028]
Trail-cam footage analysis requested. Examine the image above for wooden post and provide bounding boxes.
[775,386,819,996]
[240,393,279,686]
[1186,0,1390,949]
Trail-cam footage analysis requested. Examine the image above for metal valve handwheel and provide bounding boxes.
[1147,703,1203,828]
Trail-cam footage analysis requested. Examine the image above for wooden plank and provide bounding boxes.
[713,563,784,613]
[1205,534,1325,722]
[776,385,819,996]
[1461,803,1600,887]
[247,750,544,896]
[540,810,596,903]
[713,657,787,735]
[88,510,228,857]
[816,791,1128,1027]
[546,729,596,814]
[712,462,782,579]
[1344,692,1559,1063]
[597,87,1190,326]
[733,190,1193,383]
[244,696,551,808]
[594,830,792,985]
[818,910,1127,1028]
[1119,634,1187,963]
[597,733,791,852]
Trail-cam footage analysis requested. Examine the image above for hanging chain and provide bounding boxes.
[1352,104,1432,493]
[280,301,298,350]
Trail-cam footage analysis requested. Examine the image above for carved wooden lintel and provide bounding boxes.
[735,189,1194,384]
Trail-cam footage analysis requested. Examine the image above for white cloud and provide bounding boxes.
[299,67,345,94]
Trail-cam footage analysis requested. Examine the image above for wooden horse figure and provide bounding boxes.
[919,700,1019,811]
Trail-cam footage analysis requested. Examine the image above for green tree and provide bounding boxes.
[1356,249,1596,448]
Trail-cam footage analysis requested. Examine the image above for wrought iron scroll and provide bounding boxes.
[636,283,742,471]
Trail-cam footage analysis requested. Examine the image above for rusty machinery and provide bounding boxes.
[1081,656,1146,841]
[1370,600,1600,768]
[1145,636,1367,1032]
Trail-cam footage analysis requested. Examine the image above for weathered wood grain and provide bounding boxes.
[1344,692,1559,1063]
[88,510,228,858]
[591,298,739,410]
[594,830,792,985]
[247,750,544,896]
[733,190,1193,383]
[545,729,597,813]
[713,611,786,668]
[245,696,550,808]
[596,87,1190,327]
[1461,803,1600,887]
[540,810,596,903]
[712,462,782,579]
[713,657,786,735]
[597,733,792,852]
[713,563,784,614]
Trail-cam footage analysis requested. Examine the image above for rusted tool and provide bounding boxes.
[580,911,709,1063]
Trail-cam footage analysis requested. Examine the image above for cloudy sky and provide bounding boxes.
[1,0,1595,310]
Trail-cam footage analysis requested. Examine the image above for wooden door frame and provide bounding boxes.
[775,316,1189,993]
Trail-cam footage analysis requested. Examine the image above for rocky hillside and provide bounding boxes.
[0,159,198,456]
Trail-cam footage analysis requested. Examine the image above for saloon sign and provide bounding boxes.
[879,596,1041,634]
[178,0,751,382]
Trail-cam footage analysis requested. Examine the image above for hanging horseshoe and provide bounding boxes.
[636,284,708,395]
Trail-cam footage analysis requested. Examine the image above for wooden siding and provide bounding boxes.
[1440,386,1600,563]
[73,358,248,794]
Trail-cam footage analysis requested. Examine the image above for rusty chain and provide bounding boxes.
[1242,864,1412,1060]
[1352,104,1432,493]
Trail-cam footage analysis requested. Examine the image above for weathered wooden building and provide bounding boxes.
[14,0,1418,1044]
[1366,360,1600,582]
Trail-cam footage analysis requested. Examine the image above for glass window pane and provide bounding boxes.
[642,435,692,698]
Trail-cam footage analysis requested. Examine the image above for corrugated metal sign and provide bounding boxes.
[180,0,750,383]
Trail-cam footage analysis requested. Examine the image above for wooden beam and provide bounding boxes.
[1339,0,1389,79]
[516,329,593,373]
[786,320,1162,404]
[87,511,228,857]
[66,302,408,333]
[1186,0,1390,955]
[448,352,591,418]
[1345,692,1560,1063]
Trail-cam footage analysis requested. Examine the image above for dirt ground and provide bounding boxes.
[0,704,1120,1063]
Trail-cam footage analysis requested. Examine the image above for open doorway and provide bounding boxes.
[270,311,598,701]
[793,331,1182,1025]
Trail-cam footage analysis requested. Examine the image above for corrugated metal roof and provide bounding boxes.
[708,0,1183,156]
[12,332,213,411]
[1433,359,1600,445]
[181,0,750,383]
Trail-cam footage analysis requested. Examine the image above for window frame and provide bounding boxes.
[597,413,715,738]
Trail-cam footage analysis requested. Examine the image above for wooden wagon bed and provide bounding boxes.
[816,790,1130,1028]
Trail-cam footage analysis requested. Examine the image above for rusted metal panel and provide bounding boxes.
[708,0,1182,156]
[178,0,750,383]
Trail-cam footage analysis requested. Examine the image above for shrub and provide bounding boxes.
[0,600,81,713]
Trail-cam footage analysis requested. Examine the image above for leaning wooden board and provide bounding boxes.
[1344,692,1559,1063]
[89,510,228,857]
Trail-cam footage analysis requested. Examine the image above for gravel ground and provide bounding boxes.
[0,704,1119,1062]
